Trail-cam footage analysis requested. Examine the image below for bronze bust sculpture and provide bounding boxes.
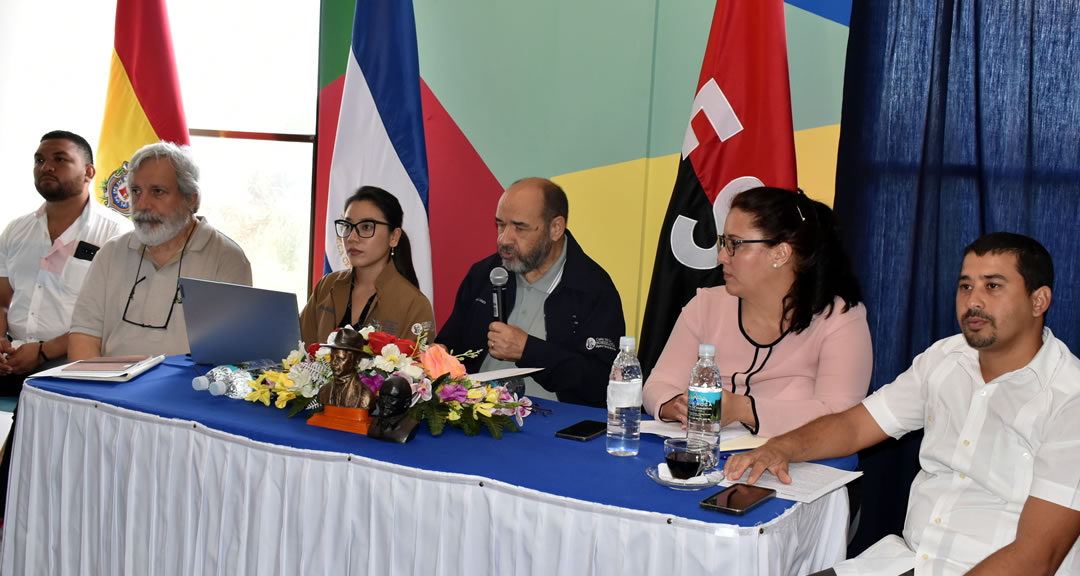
[368,376,419,443]
[317,327,375,410]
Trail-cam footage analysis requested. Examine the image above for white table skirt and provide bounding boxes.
[2,386,848,576]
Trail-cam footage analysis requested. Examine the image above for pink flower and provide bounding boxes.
[360,373,385,393]
[410,378,432,406]
[421,346,467,380]
[514,397,533,426]
[437,383,468,403]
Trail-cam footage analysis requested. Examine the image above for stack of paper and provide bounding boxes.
[29,355,166,382]
[719,462,862,503]
[640,420,769,451]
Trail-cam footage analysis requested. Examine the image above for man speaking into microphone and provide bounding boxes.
[436,177,624,407]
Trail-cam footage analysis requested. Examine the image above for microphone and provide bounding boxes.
[489,267,509,323]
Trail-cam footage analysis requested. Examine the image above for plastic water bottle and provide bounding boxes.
[687,344,722,446]
[192,359,278,399]
[607,336,643,456]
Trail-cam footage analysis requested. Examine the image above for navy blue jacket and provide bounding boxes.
[436,231,625,407]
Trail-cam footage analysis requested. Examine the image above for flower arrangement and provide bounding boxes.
[408,345,533,439]
[245,341,333,417]
[243,326,534,439]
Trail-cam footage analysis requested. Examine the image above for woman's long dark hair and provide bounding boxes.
[345,186,419,288]
[729,187,862,334]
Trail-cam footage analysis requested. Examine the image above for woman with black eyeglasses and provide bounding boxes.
[299,186,434,345]
[643,187,872,438]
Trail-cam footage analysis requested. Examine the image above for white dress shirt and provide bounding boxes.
[0,200,130,342]
[838,328,1080,575]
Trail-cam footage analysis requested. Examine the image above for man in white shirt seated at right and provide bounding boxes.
[725,232,1080,576]
[69,141,252,360]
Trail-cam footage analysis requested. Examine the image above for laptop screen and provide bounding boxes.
[179,277,301,366]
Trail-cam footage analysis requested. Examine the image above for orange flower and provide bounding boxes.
[421,346,467,380]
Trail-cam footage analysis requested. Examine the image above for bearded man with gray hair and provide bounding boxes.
[69,142,252,359]
[435,177,624,407]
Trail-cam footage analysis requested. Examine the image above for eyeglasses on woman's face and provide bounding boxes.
[717,235,775,257]
[335,218,390,239]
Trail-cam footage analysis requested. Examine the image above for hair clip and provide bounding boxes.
[796,204,806,222]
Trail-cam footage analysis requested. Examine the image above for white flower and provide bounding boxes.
[402,363,425,381]
[315,346,331,360]
[357,357,375,371]
[287,364,321,397]
[284,348,305,367]
[375,343,406,371]
[359,326,375,339]
[374,355,398,373]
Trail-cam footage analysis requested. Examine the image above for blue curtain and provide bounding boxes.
[833,0,1080,555]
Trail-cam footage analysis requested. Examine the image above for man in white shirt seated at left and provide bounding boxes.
[0,130,132,524]
[0,130,131,389]
[69,141,252,360]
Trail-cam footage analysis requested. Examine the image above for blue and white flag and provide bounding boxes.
[325,0,432,301]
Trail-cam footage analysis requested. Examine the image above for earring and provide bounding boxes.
[391,247,396,257]
[772,262,778,269]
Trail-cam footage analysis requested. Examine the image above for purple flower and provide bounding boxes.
[514,397,533,426]
[360,373,385,393]
[437,383,468,403]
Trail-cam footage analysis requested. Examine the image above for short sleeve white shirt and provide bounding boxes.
[0,200,131,342]
[840,328,1080,576]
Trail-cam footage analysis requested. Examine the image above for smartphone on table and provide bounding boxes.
[554,419,607,441]
[700,483,777,515]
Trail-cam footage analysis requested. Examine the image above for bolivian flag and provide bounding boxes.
[95,0,189,216]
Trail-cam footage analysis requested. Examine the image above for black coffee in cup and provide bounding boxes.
[665,451,703,479]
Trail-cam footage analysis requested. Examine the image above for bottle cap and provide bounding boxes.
[619,336,635,350]
[192,376,210,391]
[208,380,227,396]
[698,343,715,357]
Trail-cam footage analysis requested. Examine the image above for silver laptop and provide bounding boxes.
[179,277,301,365]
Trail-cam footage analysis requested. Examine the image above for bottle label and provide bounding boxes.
[607,380,642,408]
[687,389,722,423]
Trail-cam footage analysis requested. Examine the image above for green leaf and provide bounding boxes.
[482,416,503,439]
[431,373,450,388]
[462,416,480,437]
[427,405,447,436]
[285,396,314,418]
[496,415,520,434]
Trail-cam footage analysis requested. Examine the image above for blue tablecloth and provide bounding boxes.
[27,355,856,526]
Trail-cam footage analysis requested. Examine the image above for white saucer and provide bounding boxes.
[645,464,724,491]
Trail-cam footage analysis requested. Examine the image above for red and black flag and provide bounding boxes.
[638,0,798,376]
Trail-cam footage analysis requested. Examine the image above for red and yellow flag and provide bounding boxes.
[95,0,189,216]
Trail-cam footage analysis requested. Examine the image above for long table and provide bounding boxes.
[2,356,854,575]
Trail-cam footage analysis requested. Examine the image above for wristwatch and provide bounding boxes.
[38,341,49,363]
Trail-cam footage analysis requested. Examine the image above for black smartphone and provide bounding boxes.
[74,241,101,261]
[554,419,607,441]
[700,483,777,515]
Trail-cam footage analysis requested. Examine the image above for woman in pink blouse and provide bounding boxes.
[644,187,872,437]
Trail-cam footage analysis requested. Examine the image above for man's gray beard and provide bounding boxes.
[502,235,552,274]
[133,208,192,246]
